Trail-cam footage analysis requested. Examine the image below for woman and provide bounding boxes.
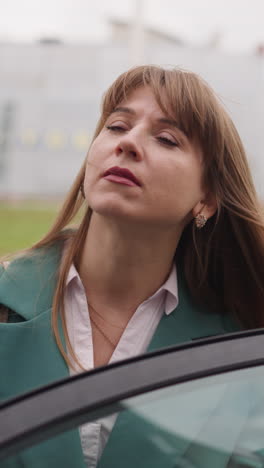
[1,65,264,467]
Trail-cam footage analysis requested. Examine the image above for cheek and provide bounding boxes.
[83,140,110,201]
[83,150,99,196]
[156,159,203,192]
[84,139,105,177]
[86,142,99,166]
[150,160,204,211]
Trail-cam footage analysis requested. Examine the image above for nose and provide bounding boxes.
[114,134,142,161]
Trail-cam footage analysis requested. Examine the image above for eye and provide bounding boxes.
[106,125,127,132]
[157,136,178,147]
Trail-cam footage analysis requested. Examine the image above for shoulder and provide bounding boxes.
[0,240,65,321]
[0,241,63,283]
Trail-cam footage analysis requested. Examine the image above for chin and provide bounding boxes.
[88,197,130,219]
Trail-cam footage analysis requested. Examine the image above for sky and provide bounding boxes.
[1,0,264,54]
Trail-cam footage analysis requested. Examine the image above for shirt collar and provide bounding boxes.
[163,263,178,315]
[66,262,178,316]
[144,263,178,315]
[66,263,80,286]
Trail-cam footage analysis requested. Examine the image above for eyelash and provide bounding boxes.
[157,136,178,147]
[106,125,178,148]
[106,125,125,132]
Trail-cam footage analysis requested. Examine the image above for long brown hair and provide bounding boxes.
[22,65,264,367]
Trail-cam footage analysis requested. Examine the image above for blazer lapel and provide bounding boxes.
[98,274,239,468]
[148,271,237,352]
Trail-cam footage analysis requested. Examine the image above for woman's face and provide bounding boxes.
[84,86,214,230]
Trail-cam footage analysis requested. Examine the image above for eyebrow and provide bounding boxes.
[111,107,136,115]
[111,107,188,138]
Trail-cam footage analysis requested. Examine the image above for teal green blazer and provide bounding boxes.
[0,243,239,468]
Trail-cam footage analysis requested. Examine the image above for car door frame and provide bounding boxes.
[1,329,264,460]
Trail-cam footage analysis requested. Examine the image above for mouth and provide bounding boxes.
[103,166,141,187]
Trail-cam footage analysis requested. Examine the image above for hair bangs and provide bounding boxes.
[100,66,224,157]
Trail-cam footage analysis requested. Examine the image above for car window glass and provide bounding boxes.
[2,365,264,468]
[113,366,264,467]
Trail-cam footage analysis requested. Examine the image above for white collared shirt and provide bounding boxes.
[64,264,178,468]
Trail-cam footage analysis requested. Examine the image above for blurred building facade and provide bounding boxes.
[0,23,264,198]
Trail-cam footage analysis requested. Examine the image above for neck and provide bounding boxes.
[78,212,181,323]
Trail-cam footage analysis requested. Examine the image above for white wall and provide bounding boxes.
[0,42,263,198]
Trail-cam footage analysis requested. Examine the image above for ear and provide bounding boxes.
[192,193,218,220]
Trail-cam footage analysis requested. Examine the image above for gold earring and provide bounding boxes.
[195,213,207,229]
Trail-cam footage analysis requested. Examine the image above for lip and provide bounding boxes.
[102,166,141,187]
